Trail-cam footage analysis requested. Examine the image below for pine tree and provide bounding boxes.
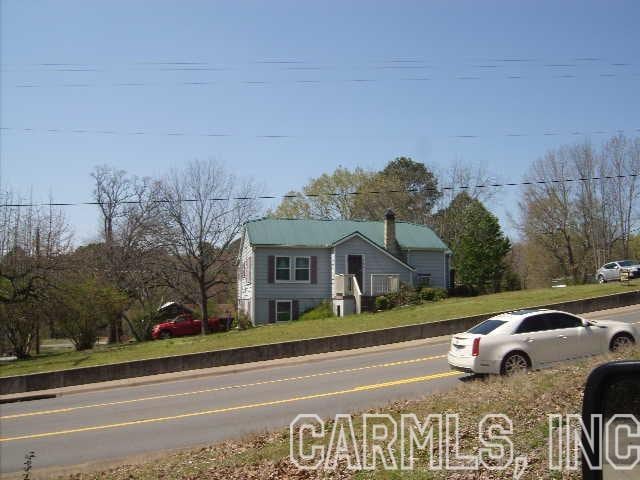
[452,197,511,293]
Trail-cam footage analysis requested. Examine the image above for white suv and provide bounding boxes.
[447,309,637,375]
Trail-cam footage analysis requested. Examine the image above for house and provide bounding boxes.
[237,210,451,325]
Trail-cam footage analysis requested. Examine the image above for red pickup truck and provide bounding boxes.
[151,314,231,339]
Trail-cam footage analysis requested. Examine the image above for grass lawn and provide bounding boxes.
[1,282,637,378]
[58,349,640,479]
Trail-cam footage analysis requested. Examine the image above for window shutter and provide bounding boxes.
[268,255,275,283]
[292,300,299,320]
[248,258,252,283]
[310,256,317,284]
[268,300,276,323]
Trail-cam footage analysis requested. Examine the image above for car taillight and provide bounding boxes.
[472,338,481,357]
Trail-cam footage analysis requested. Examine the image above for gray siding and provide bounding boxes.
[333,235,413,294]
[406,250,447,288]
[253,246,331,324]
[241,228,450,324]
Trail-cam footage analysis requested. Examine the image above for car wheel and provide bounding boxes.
[500,352,531,376]
[597,275,606,284]
[159,331,172,340]
[609,333,635,352]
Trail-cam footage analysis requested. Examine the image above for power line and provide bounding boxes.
[1,57,635,72]
[5,72,639,89]
[2,126,638,140]
[2,173,638,208]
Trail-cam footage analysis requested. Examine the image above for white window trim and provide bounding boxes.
[294,256,311,283]
[274,256,312,284]
[275,299,293,322]
[275,256,291,282]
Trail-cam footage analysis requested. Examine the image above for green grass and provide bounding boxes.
[1,282,636,378]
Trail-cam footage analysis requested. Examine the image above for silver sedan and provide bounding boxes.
[596,260,640,283]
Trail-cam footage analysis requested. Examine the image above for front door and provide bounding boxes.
[347,255,363,291]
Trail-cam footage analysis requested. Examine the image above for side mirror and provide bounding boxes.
[581,361,640,479]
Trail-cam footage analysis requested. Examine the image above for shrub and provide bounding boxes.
[502,269,523,291]
[123,304,165,342]
[386,283,421,308]
[236,311,253,330]
[52,279,128,351]
[298,301,334,321]
[419,287,448,302]
[0,302,39,359]
[449,284,479,297]
[375,296,390,311]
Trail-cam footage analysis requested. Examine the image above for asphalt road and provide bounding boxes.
[1,305,639,475]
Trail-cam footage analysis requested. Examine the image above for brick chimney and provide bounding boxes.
[384,209,400,257]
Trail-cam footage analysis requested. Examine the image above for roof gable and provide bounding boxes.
[332,231,416,271]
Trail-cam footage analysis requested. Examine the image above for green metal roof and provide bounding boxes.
[244,218,448,251]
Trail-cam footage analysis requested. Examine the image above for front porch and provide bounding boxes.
[333,273,400,316]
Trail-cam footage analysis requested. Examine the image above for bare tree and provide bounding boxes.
[155,160,260,334]
[520,149,585,283]
[602,135,640,257]
[91,167,169,341]
[436,160,498,209]
[432,160,498,247]
[91,166,135,342]
[0,189,72,357]
[113,177,168,341]
[92,166,132,247]
[518,135,640,286]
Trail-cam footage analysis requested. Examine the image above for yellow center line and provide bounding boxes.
[1,354,446,420]
[0,370,460,443]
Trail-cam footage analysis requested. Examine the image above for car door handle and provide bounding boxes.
[557,335,568,340]
[526,338,535,343]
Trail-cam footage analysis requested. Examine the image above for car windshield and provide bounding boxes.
[618,260,637,267]
[468,319,507,335]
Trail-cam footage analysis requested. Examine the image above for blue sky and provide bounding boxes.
[1,0,639,243]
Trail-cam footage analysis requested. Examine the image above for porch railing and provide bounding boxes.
[335,273,355,296]
[353,276,362,314]
[370,274,400,295]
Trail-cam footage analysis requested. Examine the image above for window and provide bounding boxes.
[547,313,582,329]
[416,274,431,287]
[604,263,617,270]
[516,314,552,334]
[618,260,636,267]
[295,257,310,281]
[276,300,292,322]
[468,319,506,335]
[275,256,290,281]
